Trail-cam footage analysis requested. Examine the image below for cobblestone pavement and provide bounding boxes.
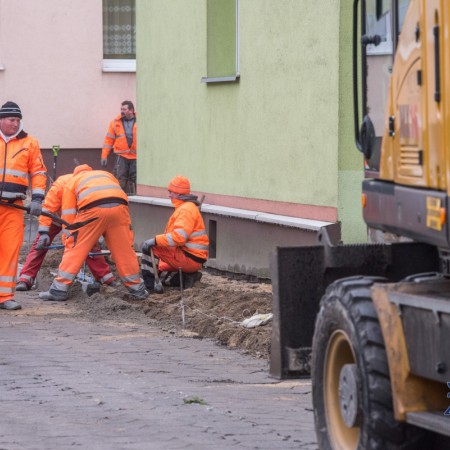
[0,293,317,450]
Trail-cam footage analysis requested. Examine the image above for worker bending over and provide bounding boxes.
[39,165,147,301]
[141,175,209,290]
[0,101,47,310]
[17,173,118,291]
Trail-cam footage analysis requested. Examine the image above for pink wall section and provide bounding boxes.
[0,0,135,150]
[136,184,338,222]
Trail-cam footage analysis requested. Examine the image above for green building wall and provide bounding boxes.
[136,0,367,244]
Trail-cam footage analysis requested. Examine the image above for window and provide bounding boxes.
[366,1,393,55]
[201,0,239,83]
[102,0,136,72]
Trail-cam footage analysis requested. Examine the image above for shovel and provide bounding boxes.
[0,201,98,230]
[150,248,164,293]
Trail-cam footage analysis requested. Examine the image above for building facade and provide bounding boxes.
[0,0,136,179]
[132,0,366,277]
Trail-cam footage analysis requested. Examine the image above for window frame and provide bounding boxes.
[201,0,240,83]
[102,0,136,73]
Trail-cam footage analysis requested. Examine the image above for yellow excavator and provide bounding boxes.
[270,0,450,448]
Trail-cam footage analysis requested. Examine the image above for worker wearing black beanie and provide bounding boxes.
[0,101,22,119]
[0,100,47,310]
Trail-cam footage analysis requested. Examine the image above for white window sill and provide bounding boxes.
[102,59,136,73]
[201,74,240,83]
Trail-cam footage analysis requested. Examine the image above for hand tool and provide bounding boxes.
[178,267,186,329]
[52,145,60,181]
[0,201,97,230]
[150,248,164,293]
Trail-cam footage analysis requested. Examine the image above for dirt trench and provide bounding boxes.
[20,247,274,360]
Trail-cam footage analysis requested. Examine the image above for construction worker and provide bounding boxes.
[0,101,47,310]
[39,164,148,301]
[101,100,136,194]
[141,175,209,290]
[16,173,118,291]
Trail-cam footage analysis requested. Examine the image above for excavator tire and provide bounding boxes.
[311,276,425,450]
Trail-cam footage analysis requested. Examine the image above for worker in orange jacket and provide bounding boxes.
[39,164,148,301]
[101,100,136,194]
[141,175,209,290]
[16,173,118,291]
[0,101,47,310]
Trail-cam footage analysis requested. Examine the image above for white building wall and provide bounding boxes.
[0,0,135,149]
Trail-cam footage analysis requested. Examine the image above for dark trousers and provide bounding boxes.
[115,156,136,194]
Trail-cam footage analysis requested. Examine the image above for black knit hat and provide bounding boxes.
[0,101,22,119]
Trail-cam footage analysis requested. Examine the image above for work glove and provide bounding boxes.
[29,199,42,216]
[142,237,156,255]
[101,158,107,167]
[36,233,51,250]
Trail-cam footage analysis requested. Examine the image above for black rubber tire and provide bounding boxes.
[311,276,424,450]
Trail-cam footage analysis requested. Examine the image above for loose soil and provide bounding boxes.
[20,247,273,360]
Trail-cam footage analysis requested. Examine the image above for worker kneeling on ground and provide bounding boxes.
[17,172,118,291]
[141,175,209,290]
[39,165,148,301]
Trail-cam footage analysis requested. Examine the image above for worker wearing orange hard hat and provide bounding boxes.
[141,175,209,290]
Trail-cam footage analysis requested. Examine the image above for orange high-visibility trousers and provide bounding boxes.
[51,205,143,294]
[0,206,24,303]
[153,246,203,273]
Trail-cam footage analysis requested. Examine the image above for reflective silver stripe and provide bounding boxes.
[116,133,126,138]
[51,280,69,292]
[115,149,136,155]
[76,173,112,195]
[0,275,15,282]
[3,168,27,178]
[57,270,76,281]
[121,273,141,283]
[185,242,209,250]
[127,281,145,292]
[38,225,50,232]
[78,184,122,200]
[100,273,114,283]
[31,188,46,196]
[0,287,14,294]
[31,170,47,177]
[21,274,33,284]
[106,133,115,139]
[174,229,189,240]
[191,230,207,237]
[165,233,175,247]
[61,208,77,216]
[0,192,26,199]
[141,261,152,271]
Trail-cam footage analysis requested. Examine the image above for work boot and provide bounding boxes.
[129,286,149,300]
[16,281,30,291]
[39,288,68,302]
[108,279,121,288]
[183,272,203,289]
[0,300,22,310]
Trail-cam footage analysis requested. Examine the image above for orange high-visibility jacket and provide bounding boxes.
[156,200,209,262]
[0,131,47,202]
[61,169,128,225]
[38,174,72,233]
[101,114,136,160]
